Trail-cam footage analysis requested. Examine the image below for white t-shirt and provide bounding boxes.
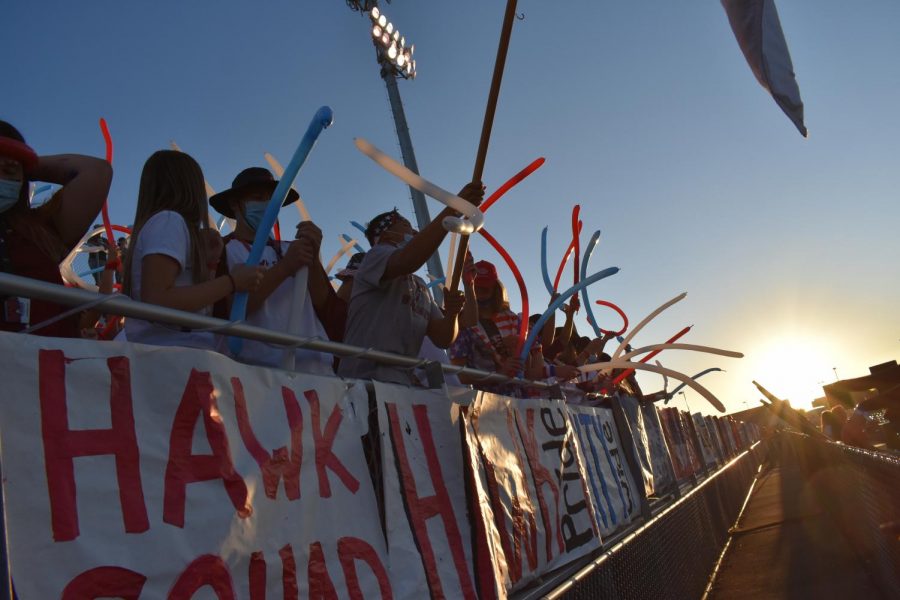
[225,239,332,374]
[125,211,219,350]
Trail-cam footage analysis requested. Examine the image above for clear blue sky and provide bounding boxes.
[6,0,899,413]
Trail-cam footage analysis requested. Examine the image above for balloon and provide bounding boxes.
[519,266,620,363]
[594,300,628,336]
[666,368,725,401]
[325,236,359,274]
[350,221,368,240]
[571,204,581,286]
[479,157,545,213]
[611,292,687,360]
[98,118,118,247]
[60,224,132,291]
[446,232,458,284]
[229,106,334,355]
[579,230,604,338]
[619,343,742,362]
[354,138,484,234]
[579,360,726,413]
[273,220,281,242]
[552,220,582,293]
[341,233,365,253]
[264,152,313,222]
[479,228,529,357]
[540,227,554,295]
[611,325,692,386]
[425,277,445,290]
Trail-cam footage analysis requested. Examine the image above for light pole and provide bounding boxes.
[356,6,445,299]
[679,391,692,415]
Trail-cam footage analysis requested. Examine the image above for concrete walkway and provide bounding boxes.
[708,463,887,599]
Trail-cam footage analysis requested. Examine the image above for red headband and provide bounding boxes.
[0,137,39,174]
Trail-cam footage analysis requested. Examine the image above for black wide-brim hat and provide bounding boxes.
[209,167,300,219]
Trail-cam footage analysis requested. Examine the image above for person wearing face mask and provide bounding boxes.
[338,182,483,385]
[209,167,335,373]
[0,120,112,337]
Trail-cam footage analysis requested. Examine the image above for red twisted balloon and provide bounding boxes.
[478,228,529,357]
[571,204,581,286]
[553,220,582,292]
[98,118,117,247]
[595,300,629,336]
[480,157,545,213]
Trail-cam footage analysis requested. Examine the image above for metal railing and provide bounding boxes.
[0,272,560,391]
[516,442,765,600]
[775,433,900,597]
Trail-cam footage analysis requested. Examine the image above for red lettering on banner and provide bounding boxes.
[279,544,300,599]
[39,350,149,541]
[386,402,476,599]
[232,378,303,500]
[61,566,147,599]
[249,551,266,600]
[337,536,393,600]
[505,408,539,582]
[305,390,360,497]
[163,369,250,528]
[519,409,565,562]
[308,541,338,600]
[168,554,235,599]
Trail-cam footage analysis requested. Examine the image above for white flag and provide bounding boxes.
[721,0,807,137]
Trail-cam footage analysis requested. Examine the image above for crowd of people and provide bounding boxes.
[0,119,655,400]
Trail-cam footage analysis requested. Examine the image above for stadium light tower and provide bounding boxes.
[354,5,444,295]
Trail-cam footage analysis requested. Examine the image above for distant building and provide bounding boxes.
[822,360,900,408]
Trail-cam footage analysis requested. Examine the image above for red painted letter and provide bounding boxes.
[308,541,338,600]
[233,378,303,500]
[163,370,250,528]
[62,566,146,600]
[39,350,148,541]
[385,403,476,599]
[168,554,235,599]
[305,390,359,497]
[338,536,393,600]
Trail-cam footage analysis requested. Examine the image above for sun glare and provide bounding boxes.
[749,335,837,409]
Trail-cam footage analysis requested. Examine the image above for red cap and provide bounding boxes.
[0,137,39,174]
[473,260,498,288]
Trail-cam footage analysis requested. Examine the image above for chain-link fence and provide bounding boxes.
[777,433,900,596]
[534,442,764,600]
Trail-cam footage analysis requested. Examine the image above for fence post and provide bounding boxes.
[609,395,652,520]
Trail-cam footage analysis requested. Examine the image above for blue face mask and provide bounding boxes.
[0,179,22,214]
[243,203,267,232]
[398,233,414,249]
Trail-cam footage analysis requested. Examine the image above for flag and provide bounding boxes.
[721,0,807,137]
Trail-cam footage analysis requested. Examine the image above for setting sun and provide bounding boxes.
[747,334,838,409]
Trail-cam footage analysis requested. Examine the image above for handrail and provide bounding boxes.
[0,272,560,391]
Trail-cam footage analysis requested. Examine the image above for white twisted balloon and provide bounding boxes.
[618,343,744,362]
[354,138,484,234]
[611,292,687,360]
[578,360,726,412]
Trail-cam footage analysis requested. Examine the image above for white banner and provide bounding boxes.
[0,332,390,599]
[373,382,490,600]
[567,405,640,537]
[464,393,600,592]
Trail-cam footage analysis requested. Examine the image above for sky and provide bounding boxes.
[5,0,899,415]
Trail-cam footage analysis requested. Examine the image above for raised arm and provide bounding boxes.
[30,154,113,251]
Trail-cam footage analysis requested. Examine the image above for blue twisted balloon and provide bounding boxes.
[579,230,604,338]
[341,233,365,253]
[666,368,724,402]
[426,277,445,290]
[519,266,620,363]
[540,226,554,295]
[350,220,368,241]
[228,106,334,354]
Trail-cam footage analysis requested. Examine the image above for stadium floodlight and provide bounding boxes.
[346,0,384,13]
[368,8,417,79]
